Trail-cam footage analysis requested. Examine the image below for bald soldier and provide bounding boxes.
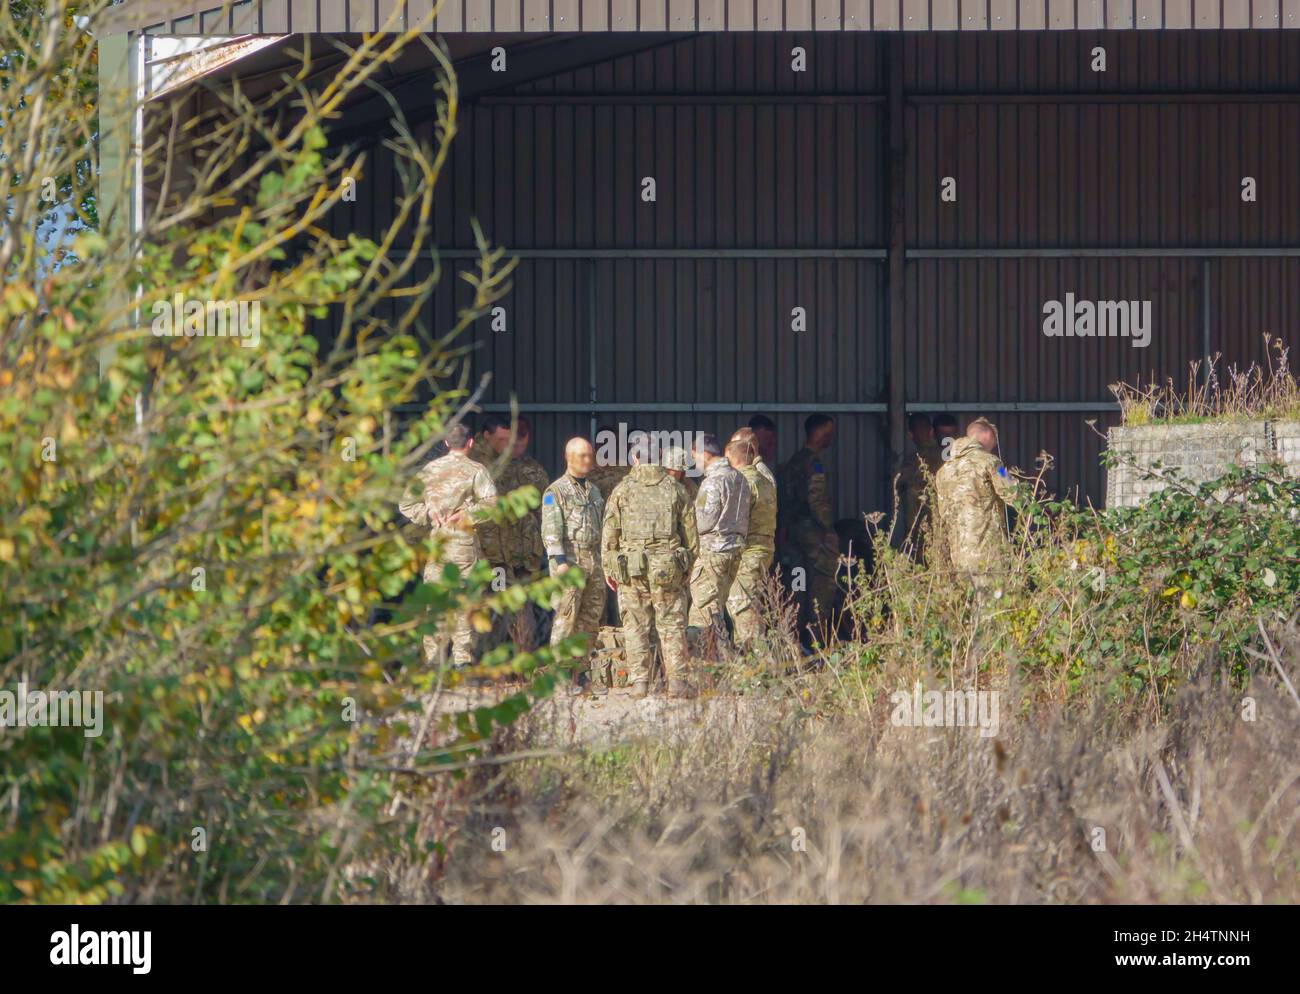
[543,437,607,695]
[778,413,839,619]
[602,449,699,698]
[934,418,1019,600]
[399,423,498,665]
[725,430,779,646]
[687,433,751,644]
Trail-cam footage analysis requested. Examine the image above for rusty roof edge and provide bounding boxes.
[148,34,287,97]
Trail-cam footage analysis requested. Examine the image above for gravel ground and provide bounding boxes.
[431,684,779,750]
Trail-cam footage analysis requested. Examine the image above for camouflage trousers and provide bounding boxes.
[790,523,839,618]
[687,547,742,633]
[485,563,547,653]
[618,577,689,686]
[549,547,607,671]
[725,543,775,644]
[422,545,479,667]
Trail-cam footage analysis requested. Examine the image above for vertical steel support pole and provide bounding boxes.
[588,257,598,440]
[886,37,907,471]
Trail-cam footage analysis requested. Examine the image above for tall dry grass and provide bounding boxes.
[1113,334,1300,426]
[347,434,1299,906]
[351,610,1298,905]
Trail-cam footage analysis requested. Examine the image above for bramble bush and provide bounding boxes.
[1,9,590,903]
[841,461,1298,715]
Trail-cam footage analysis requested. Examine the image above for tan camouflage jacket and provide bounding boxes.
[934,437,1018,572]
[778,447,834,531]
[738,462,778,550]
[897,440,944,500]
[895,439,945,532]
[468,439,547,572]
[541,473,604,563]
[399,450,498,555]
[601,464,699,585]
[503,454,549,572]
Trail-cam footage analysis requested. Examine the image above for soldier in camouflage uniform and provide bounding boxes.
[468,415,550,650]
[725,430,779,646]
[467,416,512,567]
[399,423,498,666]
[602,451,699,698]
[503,416,550,580]
[687,433,751,646]
[543,437,607,695]
[934,418,1019,602]
[778,413,839,620]
[732,426,777,487]
[894,413,946,559]
[589,427,630,629]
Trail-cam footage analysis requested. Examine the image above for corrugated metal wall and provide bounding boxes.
[330,30,1300,513]
[387,34,893,517]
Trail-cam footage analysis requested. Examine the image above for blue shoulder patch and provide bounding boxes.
[543,493,555,505]
[997,466,1007,477]
[812,461,824,474]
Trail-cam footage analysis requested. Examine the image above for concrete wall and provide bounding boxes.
[1106,420,1296,507]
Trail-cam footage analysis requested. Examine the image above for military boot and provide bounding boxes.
[567,670,589,696]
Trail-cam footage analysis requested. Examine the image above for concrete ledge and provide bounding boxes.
[1105,420,1293,508]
